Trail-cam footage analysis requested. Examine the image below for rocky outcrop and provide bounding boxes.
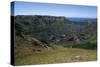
[23,35,50,50]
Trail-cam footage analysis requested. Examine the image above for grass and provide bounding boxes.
[15,36,97,65]
[15,48,97,65]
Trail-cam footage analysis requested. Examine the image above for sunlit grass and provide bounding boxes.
[15,48,97,65]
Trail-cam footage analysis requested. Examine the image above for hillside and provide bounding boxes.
[13,15,97,65]
[14,15,97,47]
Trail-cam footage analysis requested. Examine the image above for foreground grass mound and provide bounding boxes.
[15,35,97,65]
[15,48,97,65]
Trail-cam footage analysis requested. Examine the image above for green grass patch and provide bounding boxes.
[15,48,97,65]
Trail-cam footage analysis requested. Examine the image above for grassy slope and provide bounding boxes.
[15,48,97,65]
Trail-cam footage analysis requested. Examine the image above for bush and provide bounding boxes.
[72,41,97,49]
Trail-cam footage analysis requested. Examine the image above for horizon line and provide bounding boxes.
[12,14,97,19]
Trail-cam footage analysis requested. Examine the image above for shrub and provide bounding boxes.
[72,41,97,49]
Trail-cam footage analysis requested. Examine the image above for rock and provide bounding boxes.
[74,56,81,61]
[23,35,50,49]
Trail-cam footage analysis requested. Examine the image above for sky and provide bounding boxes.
[11,1,97,18]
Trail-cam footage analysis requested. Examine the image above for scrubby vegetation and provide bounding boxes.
[13,15,97,65]
[72,41,97,49]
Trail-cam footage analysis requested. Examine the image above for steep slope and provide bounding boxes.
[14,15,97,49]
[14,15,78,42]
